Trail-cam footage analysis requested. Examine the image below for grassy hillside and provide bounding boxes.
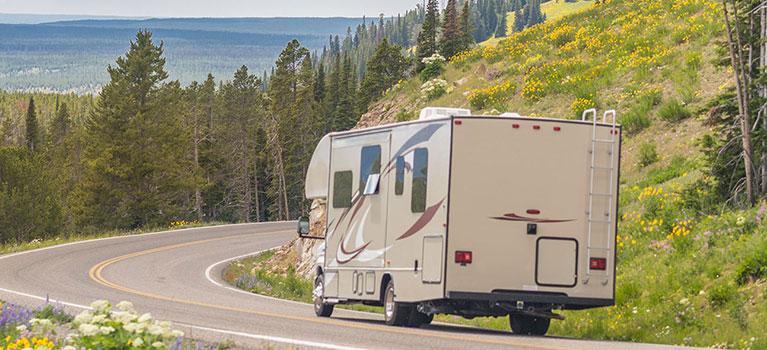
[369,0,767,348]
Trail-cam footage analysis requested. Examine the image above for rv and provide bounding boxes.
[298,107,621,335]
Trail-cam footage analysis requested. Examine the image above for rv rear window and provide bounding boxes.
[360,145,382,195]
[412,148,428,213]
[333,170,353,208]
[395,156,405,195]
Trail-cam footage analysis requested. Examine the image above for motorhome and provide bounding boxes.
[298,107,621,335]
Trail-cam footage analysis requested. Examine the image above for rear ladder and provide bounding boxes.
[582,109,617,285]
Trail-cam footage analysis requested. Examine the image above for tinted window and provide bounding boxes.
[412,148,428,213]
[360,145,382,195]
[333,171,353,208]
[395,156,405,195]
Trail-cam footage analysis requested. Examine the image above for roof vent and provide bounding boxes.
[500,112,523,118]
[419,107,471,120]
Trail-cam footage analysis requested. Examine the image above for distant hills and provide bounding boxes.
[0,13,148,24]
[0,16,363,94]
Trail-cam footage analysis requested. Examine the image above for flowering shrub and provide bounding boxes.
[570,97,596,120]
[419,53,446,82]
[1,300,188,350]
[168,220,198,230]
[468,82,515,110]
[420,79,448,101]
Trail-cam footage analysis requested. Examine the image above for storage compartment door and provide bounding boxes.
[536,238,578,287]
[422,235,443,283]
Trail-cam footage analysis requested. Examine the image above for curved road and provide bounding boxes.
[0,222,692,350]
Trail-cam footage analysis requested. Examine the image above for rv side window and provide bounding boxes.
[412,148,428,213]
[333,171,353,208]
[395,156,405,195]
[360,145,382,195]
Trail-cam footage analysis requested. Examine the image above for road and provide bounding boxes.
[0,222,697,350]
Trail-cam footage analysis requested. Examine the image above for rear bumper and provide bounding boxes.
[447,291,614,310]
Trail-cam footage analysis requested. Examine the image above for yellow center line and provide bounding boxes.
[89,229,573,350]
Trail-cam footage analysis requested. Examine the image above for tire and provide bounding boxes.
[406,307,434,328]
[313,274,334,317]
[509,314,531,334]
[383,280,410,326]
[509,314,550,336]
[531,317,550,336]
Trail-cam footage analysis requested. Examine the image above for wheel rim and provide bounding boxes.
[314,278,323,312]
[384,285,394,319]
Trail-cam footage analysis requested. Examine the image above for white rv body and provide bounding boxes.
[304,108,620,333]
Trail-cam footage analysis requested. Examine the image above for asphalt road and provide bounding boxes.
[0,222,699,350]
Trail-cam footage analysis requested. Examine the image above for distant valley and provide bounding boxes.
[0,15,363,93]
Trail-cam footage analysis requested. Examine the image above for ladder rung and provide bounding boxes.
[588,247,611,251]
[590,193,612,197]
[591,166,614,170]
[593,139,615,143]
[589,220,611,223]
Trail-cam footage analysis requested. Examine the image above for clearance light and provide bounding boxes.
[455,251,472,264]
[554,127,561,131]
[455,120,462,125]
[513,124,520,129]
[533,125,540,130]
[590,258,607,270]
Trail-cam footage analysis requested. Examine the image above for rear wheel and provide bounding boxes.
[406,307,434,327]
[313,274,334,317]
[509,314,550,335]
[383,280,410,326]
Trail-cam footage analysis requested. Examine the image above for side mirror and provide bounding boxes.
[298,217,310,236]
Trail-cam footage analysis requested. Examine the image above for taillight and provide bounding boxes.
[455,251,472,264]
[590,258,607,270]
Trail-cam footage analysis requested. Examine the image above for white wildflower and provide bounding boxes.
[16,325,27,332]
[116,301,135,313]
[62,346,77,350]
[99,326,115,335]
[92,314,107,324]
[90,300,110,313]
[138,312,152,323]
[148,324,165,336]
[679,298,689,305]
[79,323,99,336]
[124,322,139,333]
[152,341,165,348]
[170,330,184,337]
[133,338,144,347]
[74,311,93,324]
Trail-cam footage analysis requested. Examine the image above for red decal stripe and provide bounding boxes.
[396,198,445,241]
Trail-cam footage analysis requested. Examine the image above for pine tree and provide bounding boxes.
[48,102,70,147]
[416,0,441,71]
[459,1,476,51]
[495,8,508,38]
[76,30,191,229]
[440,0,463,59]
[25,97,39,151]
[357,39,409,112]
[512,7,525,32]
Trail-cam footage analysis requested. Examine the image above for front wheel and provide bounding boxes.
[383,280,410,326]
[314,274,334,317]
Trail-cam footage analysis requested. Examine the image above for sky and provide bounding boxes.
[0,0,431,18]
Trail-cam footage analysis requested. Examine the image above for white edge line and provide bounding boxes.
[176,323,367,350]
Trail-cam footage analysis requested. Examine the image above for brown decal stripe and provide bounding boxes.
[396,198,445,241]
[337,240,372,264]
[492,213,575,223]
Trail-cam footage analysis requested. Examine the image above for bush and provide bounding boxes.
[658,98,692,122]
[638,142,658,167]
[735,241,767,285]
[419,53,446,82]
[707,281,736,308]
[620,108,651,134]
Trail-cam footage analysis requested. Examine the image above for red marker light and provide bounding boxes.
[455,251,472,264]
[533,125,540,130]
[512,124,520,129]
[590,258,607,270]
[455,120,462,125]
[526,209,540,215]
[554,127,561,131]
